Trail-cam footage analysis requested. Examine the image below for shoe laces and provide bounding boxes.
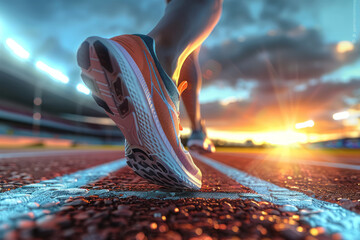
[177,81,188,131]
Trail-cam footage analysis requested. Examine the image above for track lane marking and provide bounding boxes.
[0,158,127,235]
[92,191,264,200]
[192,151,360,240]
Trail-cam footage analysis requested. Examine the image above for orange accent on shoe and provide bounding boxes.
[179,123,183,131]
[177,81,188,96]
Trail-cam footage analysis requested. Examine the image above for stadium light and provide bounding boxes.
[35,61,69,84]
[336,41,354,53]
[295,120,314,129]
[5,38,30,59]
[333,111,350,121]
[76,83,90,95]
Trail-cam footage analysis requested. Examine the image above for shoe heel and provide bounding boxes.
[77,41,90,70]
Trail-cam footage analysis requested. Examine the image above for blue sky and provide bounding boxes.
[0,0,359,136]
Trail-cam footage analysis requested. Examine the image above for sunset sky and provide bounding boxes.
[0,0,359,145]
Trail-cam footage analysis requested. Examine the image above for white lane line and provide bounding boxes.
[226,152,360,171]
[0,150,120,159]
[97,190,264,200]
[0,158,127,231]
[192,152,360,240]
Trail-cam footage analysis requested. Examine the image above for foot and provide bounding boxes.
[187,123,216,153]
[77,34,202,189]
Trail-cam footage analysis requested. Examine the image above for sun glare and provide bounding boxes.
[257,130,307,145]
[192,129,309,146]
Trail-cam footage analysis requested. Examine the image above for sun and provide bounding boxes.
[256,130,308,146]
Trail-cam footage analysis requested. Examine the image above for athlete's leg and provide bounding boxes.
[178,47,202,131]
[179,46,216,152]
[156,0,221,152]
[148,0,222,83]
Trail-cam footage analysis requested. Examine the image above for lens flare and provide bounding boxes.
[333,111,350,120]
[76,83,91,95]
[35,61,69,84]
[295,120,314,129]
[5,38,30,59]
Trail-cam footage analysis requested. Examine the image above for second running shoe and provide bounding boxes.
[77,34,202,189]
[187,122,216,153]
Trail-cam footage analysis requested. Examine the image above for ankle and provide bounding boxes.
[156,49,176,77]
[192,120,204,132]
[148,34,177,77]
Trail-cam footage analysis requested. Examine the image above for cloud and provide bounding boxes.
[200,28,360,86]
[208,0,322,45]
[220,0,253,27]
[0,0,163,24]
[35,37,74,64]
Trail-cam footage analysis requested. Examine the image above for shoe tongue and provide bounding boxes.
[133,34,180,111]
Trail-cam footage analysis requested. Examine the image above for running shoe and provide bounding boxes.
[187,122,216,153]
[77,34,202,189]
